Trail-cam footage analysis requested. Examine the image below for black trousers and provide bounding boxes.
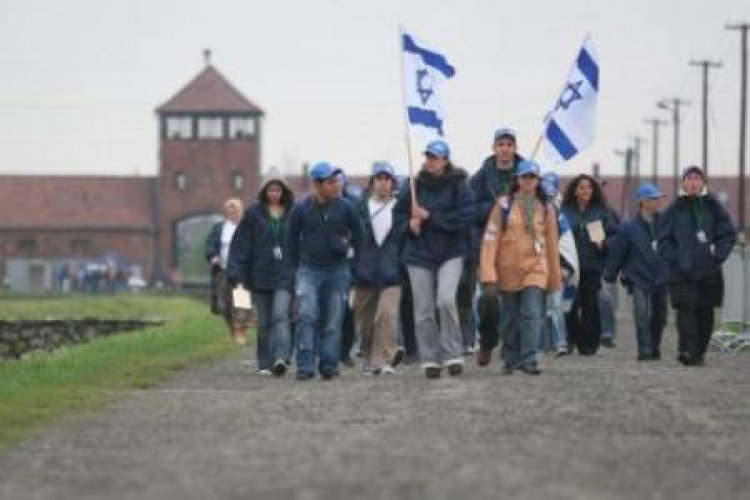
[456,261,478,350]
[565,271,602,354]
[399,268,419,357]
[676,305,714,359]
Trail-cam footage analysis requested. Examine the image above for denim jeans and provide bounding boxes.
[632,286,667,357]
[542,289,568,350]
[407,258,464,367]
[502,286,545,368]
[251,289,292,370]
[295,265,350,375]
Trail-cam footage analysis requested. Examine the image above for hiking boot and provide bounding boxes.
[423,363,442,379]
[446,363,464,377]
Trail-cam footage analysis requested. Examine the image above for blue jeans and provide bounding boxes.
[543,289,568,350]
[632,286,668,357]
[502,286,545,368]
[251,289,292,370]
[295,266,350,375]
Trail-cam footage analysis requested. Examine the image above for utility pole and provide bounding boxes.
[614,148,634,217]
[644,118,667,184]
[726,22,749,234]
[628,135,647,185]
[689,59,722,175]
[658,98,690,199]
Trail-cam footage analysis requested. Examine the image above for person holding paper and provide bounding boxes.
[479,160,561,375]
[227,168,296,376]
[657,166,736,366]
[286,162,364,381]
[561,175,618,355]
[205,198,249,346]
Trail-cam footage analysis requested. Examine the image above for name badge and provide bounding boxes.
[696,230,708,243]
[652,241,658,252]
[273,246,283,260]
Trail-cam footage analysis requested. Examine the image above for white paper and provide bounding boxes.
[232,286,253,310]
[586,220,605,243]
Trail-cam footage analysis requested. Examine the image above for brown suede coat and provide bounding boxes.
[479,196,562,292]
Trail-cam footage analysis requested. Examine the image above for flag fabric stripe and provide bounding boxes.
[546,119,579,161]
[407,107,444,136]
[576,47,599,92]
[402,34,456,79]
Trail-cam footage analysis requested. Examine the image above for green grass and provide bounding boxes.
[0,295,244,447]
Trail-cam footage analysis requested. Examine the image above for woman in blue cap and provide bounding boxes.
[657,166,736,366]
[603,183,669,360]
[394,139,475,379]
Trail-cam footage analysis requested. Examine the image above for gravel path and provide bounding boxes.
[2,316,749,500]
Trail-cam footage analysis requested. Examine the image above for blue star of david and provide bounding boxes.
[416,69,433,105]
[556,80,584,111]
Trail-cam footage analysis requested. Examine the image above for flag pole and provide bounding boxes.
[398,25,418,204]
[531,33,592,162]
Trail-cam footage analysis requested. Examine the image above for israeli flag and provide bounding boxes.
[542,36,599,164]
[402,31,456,139]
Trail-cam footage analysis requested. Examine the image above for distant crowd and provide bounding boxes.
[205,127,737,381]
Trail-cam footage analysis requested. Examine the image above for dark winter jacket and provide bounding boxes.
[603,213,669,294]
[204,222,222,264]
[394,165,475,270]
[561,203,619,274]
[226,203,295,291]
[352,197,406,288]
[286,196,364,270]
[657,194,736,306]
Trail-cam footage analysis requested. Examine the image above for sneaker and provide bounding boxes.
[257,369,272,376]
[519,364,542,376]
[601,337,616,348]
[422,362,442,379]
[320,370,340,381]
[272,360,287,376]
[444,359,464,377]
[295,371,315,381]
[391,348,405,368]
[555,347,569,357]
[381,364,396,375]
[477,348,493,367]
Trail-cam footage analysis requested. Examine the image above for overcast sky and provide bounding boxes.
[0,0,747,179]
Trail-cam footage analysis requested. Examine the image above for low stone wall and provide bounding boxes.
[0,318,165,360]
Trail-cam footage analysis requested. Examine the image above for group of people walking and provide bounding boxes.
[205,127,738,381]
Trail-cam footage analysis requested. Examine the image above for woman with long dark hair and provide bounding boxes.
[479,160,561,374]
[561,174,618,355]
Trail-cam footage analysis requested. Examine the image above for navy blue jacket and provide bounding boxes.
[603,213,668,293]
[352,197,406,288]
[226,203,295,291]
[561,204,619,274]
[287,196,364,270]
[657,194,736,282]
[204,222,222,263]
[469,154,524,227]
[394,166,475,270]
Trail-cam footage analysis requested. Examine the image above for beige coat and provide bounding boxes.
[479,196,562,292]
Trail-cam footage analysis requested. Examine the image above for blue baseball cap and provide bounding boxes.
[494,127,517,142]
[541,171,560,196]
[516,160,540,177]
[634,183,666,201]
[371,161,396,179]
[424,140,451,159]
[309,161,342,181]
